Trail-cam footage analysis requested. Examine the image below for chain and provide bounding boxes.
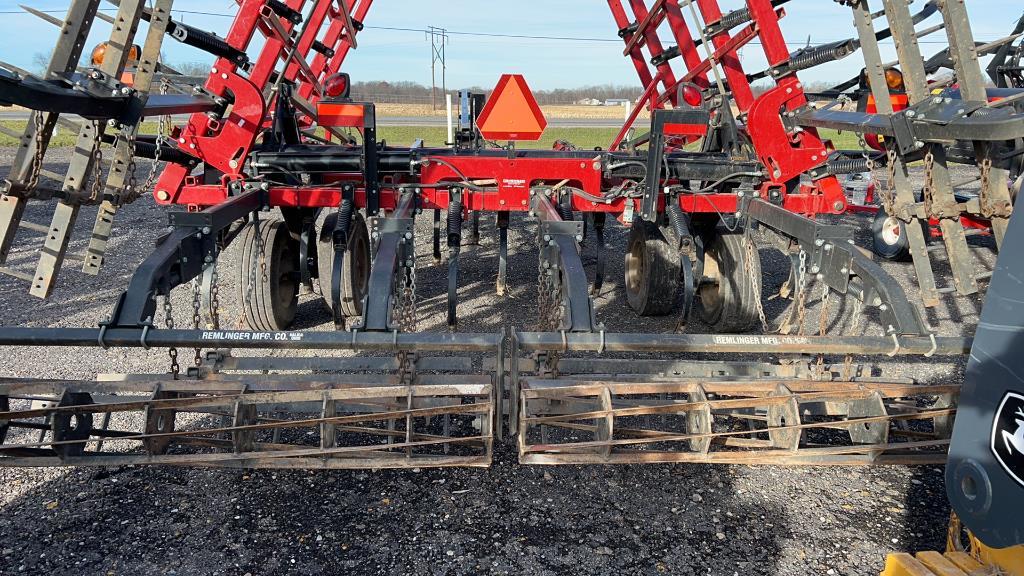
[781,250,809,335]
[191,277,203,367]
[25,111,46,191]
[815,282,831,374]
[857,134,875,172]
[122,127,138,205]
[922,150,935,216]
[87,120,105,203]
[138,99,167,199]
[745,237,769,333]
[842,298,864,380]
[979,156,993,216]
[163,295,180,379]
[210,257,221,330]
[882,147,897,217]
[395,240,418,386]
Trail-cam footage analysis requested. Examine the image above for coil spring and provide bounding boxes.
[828,157,873,175]
[789,43,853,73]
[172,25,249,65]
[666,203,692,248]
[557,198,574,222]
[718,7,752,31]
[334,198,355,245]
[447,201,463,247]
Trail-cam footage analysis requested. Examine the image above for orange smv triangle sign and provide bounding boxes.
[476,74,547,141]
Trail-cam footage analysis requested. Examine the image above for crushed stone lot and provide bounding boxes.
[0,149,994,575]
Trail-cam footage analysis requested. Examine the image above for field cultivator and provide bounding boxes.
[0,0,1019,496]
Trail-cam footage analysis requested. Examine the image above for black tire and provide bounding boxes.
[237,217,299,331]
[317,211,370,317]
[871,207,920,261]
[699,232,761,332]
[625,220,679,316]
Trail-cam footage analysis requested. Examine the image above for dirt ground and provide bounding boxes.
[0,149,993,576]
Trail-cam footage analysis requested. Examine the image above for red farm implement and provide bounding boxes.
[0,0,1019,489]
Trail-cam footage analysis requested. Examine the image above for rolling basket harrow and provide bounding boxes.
[0,0,1019,501]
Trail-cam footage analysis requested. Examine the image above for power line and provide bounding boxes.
[0,7,1000,46]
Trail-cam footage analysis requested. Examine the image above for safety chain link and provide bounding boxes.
[745,237,769,333]
[191,277,203,367]
[163,295,179,378]
[979,155,993,216]
[781,250,809,335]
[921,150,935,217]
[137,93,168,201]
[209,257,221,330]
[881,147,898,217]
[842,298,864,380]
[25,111,46,192]
[87,120,105,203]
[395,240,418,386]
[815,282,832,375]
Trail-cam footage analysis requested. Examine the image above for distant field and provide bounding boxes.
[375,103,645,120]
[0,120,861,155]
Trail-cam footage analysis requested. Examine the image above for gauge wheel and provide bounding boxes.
[317,211,370,318]
[871,207,921,261]
[699,231,761,332]
[625,220,679,316]
[238,217,299,331]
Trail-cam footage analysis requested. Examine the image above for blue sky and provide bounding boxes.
[0,0,1016,90]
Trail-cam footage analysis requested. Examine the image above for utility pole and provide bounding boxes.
[427,26,448,110]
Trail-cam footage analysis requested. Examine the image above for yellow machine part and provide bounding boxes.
[881,515,1024,576]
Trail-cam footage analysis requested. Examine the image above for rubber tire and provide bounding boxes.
[699,232,761,332]
[625,220,680,316]
[317,211,370,317]
[870,207,920,261]
[238,218,299,331]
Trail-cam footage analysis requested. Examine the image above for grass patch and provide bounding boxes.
[0,119,863,154]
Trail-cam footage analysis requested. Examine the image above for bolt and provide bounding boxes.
[499,199,506,206]
[915,141,925,149]
[873,297,882,306]
[810,265,820,274]
[933,97,943,104]
[816,273,824,280]
[405,232,413,240]
[592,162,601,170]
[201,226,211,235]
[260,182,270,191]
[824,243,832,252]
[833,201,844,212]
[907,110,916,118]
[575,235,583,242]
[371,231,379,239]
[229,160,238,169]
[543,235,551,242]
[521,200,527,206]
[543,262,551,269]
[549,240,556,247]
[406,258,414,267]
[211,67,218,74]
[156,190,170,202]
[879,304,888,311]
[840,267,848,275]
[204,255,213,263]
[814,238,825,247]
[221,73,228,80]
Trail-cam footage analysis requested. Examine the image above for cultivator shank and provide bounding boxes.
[0,0,1020,475]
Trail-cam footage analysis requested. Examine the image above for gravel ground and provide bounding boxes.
[0,148,995,575]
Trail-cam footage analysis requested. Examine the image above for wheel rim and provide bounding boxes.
[880,216,902,246]
[350,222,370,308]
[699,249,723,313]
[276,241,297,310]
[626,235,646,294]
